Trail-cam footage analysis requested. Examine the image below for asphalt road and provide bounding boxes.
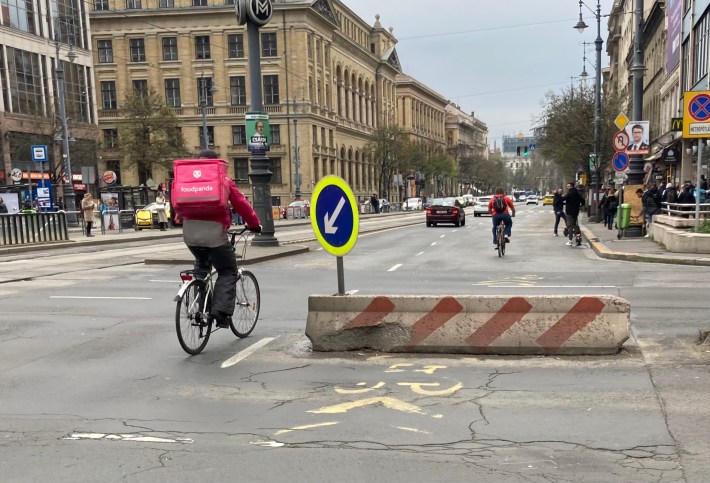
[1,204,708,482]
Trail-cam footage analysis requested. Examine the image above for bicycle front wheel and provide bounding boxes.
[230,270,260,338]
[175,279,211,354]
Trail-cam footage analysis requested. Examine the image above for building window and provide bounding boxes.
[103,129,118,148]
[101,81,117,110]
[234,158,249,183]
[229,76,246,105]
[199,126,215,148]
[132,79,148,96]
[271,124,280,145]
[307,34,313,59]
[159,0,174,6]
[694,14,710,84]
[2,0,36,33]
[126,0,141,8]
[263,75,279,104]
[192,0,207,5]
[232,125,246,145]
[261,32,277,57]
[64,61,90,123]
[165,79,181,107]
[94,0,109,10]
[197,77,214,106]
[195,36,211,59]
[227,34,244,58]
[162,37,178,61]
[129,38,146,62]
[270,157,282,184]
[5,48,42,115]
[97,40,113,63]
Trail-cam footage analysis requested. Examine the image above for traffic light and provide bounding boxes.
[418,179,425,189]
[523,146,529,157]
[516,146,521,156]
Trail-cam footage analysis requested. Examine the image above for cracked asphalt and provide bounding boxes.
[0,206,708,482]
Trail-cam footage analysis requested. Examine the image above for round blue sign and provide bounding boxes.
[612,152,629,171]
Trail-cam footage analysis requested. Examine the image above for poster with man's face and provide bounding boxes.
[625,121,650,155]
[246,112,270,154]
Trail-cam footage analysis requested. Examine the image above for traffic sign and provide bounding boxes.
[234,0,246,25]
[612,152,629,172]
[311,175,359,256]
[683,90,710,138]
[31,145,48,162]
[613,130,629,151]
[614,112,629,130]
[10,168,22,182]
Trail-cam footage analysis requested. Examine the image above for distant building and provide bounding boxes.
[502,133,536,173]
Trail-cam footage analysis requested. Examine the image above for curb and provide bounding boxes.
[306,294,630,355]
[580,225,710,266]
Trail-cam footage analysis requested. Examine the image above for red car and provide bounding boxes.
[426,197,466,227]
[281,200,310,219]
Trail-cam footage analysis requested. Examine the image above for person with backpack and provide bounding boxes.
[562,182,585,245]
[602,188,619,230]
[172,149,262,329]
[487,187,515,248]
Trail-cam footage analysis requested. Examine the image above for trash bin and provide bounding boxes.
[617,203,631,230]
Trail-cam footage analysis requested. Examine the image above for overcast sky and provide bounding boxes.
[347,0,614,148]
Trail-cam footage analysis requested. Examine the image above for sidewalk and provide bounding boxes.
[581,220,710,266]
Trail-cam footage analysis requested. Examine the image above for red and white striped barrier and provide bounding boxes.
[306,295,630,355]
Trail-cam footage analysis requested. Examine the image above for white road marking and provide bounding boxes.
[149,280,179,283]
[251,441,285,448]
[431,242,437,246]
[440,235,446,238]
[472,285,617,289]
[221,337,278,368]
[387,264,403,272]
[50,296,152,300]
[345,289,359,295]
[62,433,192,444]
[415,251,425,256]
[275,422,339,435]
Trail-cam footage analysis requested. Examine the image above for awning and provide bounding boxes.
[645,150,662,161]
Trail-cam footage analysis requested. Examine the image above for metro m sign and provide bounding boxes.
[247,0,273,25]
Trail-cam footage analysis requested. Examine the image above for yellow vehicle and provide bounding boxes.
[135,202,174,230]
[542,194,554,206]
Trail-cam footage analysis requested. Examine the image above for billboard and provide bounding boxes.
[666,0,682,75]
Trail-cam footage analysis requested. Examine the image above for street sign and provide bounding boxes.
[614,112,630,130]
[613,130,629,151]
[612,152,629,172]
[614,172,628,184]
[10,168,22,182]
[311,175,359,256]
[683,90,710,138]
[31,145,48,163]
[234,0,246,25]
[671,117,683,132]
[246,0,273,26]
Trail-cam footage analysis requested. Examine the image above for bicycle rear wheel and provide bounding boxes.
[175,279,211,354]
[230,270,260,338]
[497,225,505,257]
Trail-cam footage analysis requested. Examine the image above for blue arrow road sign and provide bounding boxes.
[612,152,629,172]
[311,176,359,256]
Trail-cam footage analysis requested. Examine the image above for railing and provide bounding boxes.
[0,212,69,246]
[661,202,710,218]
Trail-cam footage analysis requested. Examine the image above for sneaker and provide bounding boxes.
[554,233,559,237]
[212,312,231,329]
[644,234,650,238]
[565,240,573,246]
[493,244,498,250]
[504,236,510,243]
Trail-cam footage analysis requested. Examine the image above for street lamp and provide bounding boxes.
[54,19,78,219]
[288,98,307,200]
[199,76,217,150]
[574,0,603,222]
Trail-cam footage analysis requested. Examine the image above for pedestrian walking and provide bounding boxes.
[155,190,168,230]
[370,193,380,214]
[602,188,619,230]
[81,193,96,237]
[677,184,695,218]
[552,187,567,237]
[642,183,662,232]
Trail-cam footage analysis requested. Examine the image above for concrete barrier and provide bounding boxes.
[306,295,630,355]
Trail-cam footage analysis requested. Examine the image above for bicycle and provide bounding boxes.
[174,227,261,355]
[496,219,506,257]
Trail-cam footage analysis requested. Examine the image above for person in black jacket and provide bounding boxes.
[552,187,567,236]
[602,189,619,230]
[563,182,585,245]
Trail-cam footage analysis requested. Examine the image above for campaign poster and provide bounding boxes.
[246,112,270,154]
[625,121,650,155]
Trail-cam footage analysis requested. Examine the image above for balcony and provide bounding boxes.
[229,106,248,115]
[264,105,282,114]
[194,107,216,116]
[98,109,119,119]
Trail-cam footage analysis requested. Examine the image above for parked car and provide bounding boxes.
[281,200,310,219]
[462,194,475,206]
[135,202,174,230]
[542,194,554,206]
[473,196,492,216]
[526,195,539,205]
[402,197,423,211]
[426,197,466,227]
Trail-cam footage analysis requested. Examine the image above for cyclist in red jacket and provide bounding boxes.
[488,187,516,248]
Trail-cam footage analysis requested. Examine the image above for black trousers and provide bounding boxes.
[553,211,567,235]
[188,244,238,317]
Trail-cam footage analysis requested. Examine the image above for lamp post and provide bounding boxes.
[574,0,603,222]
[54,20,78,219]
[199,76,217,150]
[289,98,307,200]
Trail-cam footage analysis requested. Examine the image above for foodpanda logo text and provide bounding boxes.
[180,185,214,193]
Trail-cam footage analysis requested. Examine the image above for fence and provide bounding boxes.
[0,212,69,246]
[661,202,710,218]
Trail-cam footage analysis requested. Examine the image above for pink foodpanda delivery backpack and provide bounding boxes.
[171,158,229,219]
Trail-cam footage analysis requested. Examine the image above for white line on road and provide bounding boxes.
[50,296,153,300]
[415,251,425,256]
[431,242,437,246]
[440,235,446,238]
[345,289,360,295]
[221,337,278,368]
[149,280,179,283]
[388,264,403,272]
[472,285,617,289]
